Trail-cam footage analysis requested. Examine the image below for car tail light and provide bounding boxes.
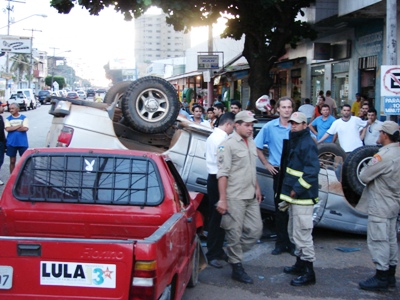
[57,126,74,147]
[130,260,157,300]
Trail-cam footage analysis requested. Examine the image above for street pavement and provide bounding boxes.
[183,227,399,299]
[0,104,398,299]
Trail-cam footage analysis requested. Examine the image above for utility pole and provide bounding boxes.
[386,0,398,122]
[207,24,213,107]
[49,47,59,91]
[23,28,41,90]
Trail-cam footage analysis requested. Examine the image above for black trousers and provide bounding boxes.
[206,174,226,260]
[273,169,293,249]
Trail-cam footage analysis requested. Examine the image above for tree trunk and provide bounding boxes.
[242,33,284,112]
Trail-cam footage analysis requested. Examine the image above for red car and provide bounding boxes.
[66,91,79,99]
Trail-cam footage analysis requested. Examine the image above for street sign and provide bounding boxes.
[381,65,400,115]
[0,35,31,54]
[198,55,219,70]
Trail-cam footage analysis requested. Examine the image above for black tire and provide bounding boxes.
[318,143,347,162]
[187,235,200,288]
[103,81,132,105]
[121,76,179,134]
[342,146,380,196]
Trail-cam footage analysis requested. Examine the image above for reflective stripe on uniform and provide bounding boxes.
[286,167,303,177]
[287,167,311,189]
[298,177,311,189]
[280,193,318,205]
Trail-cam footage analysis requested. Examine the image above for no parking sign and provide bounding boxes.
[381,65,400,115]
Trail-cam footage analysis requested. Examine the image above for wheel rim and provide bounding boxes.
[135,88,169,123]
[356,156,373,186]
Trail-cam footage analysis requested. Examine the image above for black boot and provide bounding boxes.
[388,265,396,288]
[231,263,254,284]
[359,270,389,292]
[290,261,316,286]
[284,256,306,275]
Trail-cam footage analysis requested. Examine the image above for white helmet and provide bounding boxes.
[256,95,271,112]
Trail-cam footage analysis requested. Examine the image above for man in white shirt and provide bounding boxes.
[360,108,382,145]
[324,90,337,117]
[317,104,367,152]
[298,98,314,124]
[205,112,235,268]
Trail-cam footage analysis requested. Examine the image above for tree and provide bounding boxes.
[50,0,316,109]
[10,53,30,84]
[45,75,66,89]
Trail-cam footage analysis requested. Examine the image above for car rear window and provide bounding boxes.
[67,92,77,97]
[14,154,163,206]
[39,91,50,95]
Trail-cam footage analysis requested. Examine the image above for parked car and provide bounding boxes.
[66,91,79,100]
[16,89,36,110]
[7,93,28,111]
[96,88,107,94]
[86,89,96,99]
[46,77,399,235]
[77,90,87,100]
[38,90,52,104]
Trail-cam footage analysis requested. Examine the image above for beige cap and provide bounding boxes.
[235,110,258,123]
[375,121,399,135]
[289,112,307,124]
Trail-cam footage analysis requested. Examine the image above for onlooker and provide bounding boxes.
[207,107,216,128]
[216,111,263,284]
[310,95,324,122]
[230,100,242,114]
[360,108,382,146]
[317,104,367,153]
[268,99,278,115]
[357,121,400,292]
[280,112,319,286]
[190,105,211,128]
[197,94,203,107]
[205,112,235,269]
[254,96,295,255]
[179,102,191,120]
[324,90,337,117]
[358,102,369,120]
[0,102,7,185]
[298,98,314,123]
[213,102,225,127]
[182,96,190,113]
[309,104,336,143]
[351,93,362,116]
[5,103,29,174]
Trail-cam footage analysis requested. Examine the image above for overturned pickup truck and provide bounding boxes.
[46,77,396,235]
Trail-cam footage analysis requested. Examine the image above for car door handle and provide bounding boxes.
[187,217,193,223]
[196,178,207,185]
[329,210,342,216]
[17,244,42,257]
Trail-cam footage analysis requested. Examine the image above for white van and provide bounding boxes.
[16,89,37,110]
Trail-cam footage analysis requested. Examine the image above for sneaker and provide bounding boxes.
[0,179,4,185]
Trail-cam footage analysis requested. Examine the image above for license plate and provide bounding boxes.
[0,266,13,289]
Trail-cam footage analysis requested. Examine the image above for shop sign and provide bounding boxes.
[198,55,219,70]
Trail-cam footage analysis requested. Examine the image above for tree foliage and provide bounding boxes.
[50,0,317,108]
[45,75,66,89]
[10,54,30,84]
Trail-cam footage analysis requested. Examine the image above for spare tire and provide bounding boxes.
[318,143,346,162]
[342,146,380,196]
[103,81,132,105]
[121,76,179,134]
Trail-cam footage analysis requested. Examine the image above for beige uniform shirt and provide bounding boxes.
[217,131,258,200]
[357,143,400,218]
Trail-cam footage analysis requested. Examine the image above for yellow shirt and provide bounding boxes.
[351,100,361,115]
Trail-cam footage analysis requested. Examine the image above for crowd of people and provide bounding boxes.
[195,93,399,292]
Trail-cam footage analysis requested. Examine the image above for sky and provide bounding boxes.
[1,1,219,87]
